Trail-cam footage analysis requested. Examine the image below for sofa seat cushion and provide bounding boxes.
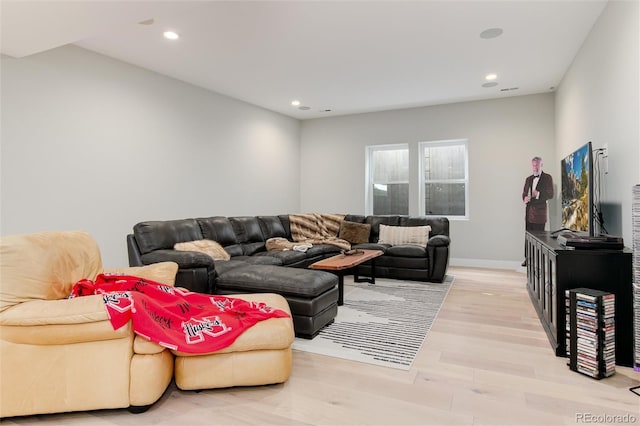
[0,295,107,326]
[304,244,343,257]
[385,245,427,258]
[253,250,307,266]
[216,265,337,298]
[230,255,283,266]
[374,256,428,269]
[172,294,293,391]
[240,242,266,256]
[0,305,131,345]
[351,243,390,252]
[213,260,253,276]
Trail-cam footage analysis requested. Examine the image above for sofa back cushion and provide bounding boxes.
[229,217,264,243]
[257,216,288,239]
[278,214,292,237]
[343,214,366,224]
[197,217,238,246]
[399,216,449,237]
[366,215,401,242]
[134,219,202,254]
[0,230,103,312]
[228,217,266,256]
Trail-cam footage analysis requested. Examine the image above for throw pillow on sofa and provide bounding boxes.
[174,240,230,261]
[338,221,371,245]
[377,224,431,246]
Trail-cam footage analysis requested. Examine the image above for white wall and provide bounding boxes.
[555,0,639,244]
[1,45,301,266]
[300,94,556,266]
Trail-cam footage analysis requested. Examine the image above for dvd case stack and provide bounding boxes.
[567,288,615,379]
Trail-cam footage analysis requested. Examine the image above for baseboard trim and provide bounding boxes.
[450,258,525,272]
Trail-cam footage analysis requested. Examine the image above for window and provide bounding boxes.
[419,139,469,219]
[366,144,409,215]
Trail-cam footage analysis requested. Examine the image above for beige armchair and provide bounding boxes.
[0,230,178,418]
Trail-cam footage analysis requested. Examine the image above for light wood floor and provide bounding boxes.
[3,267,639,425]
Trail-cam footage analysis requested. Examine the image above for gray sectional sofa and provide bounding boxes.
[126,214,450,337]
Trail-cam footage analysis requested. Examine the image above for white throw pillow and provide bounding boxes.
[377,224,431,246]
[174,239,230,261]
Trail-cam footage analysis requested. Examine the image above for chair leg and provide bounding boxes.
[128,404,152,414]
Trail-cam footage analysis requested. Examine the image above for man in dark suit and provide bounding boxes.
[522,156,553,266]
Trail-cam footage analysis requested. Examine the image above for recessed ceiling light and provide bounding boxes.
[480,28,503,39]
[291,100,301,106]
[485,74,497,81]
[163,31,179,40]
[482,82,498,88]
[138,19,154,26]
[298,106,311,111]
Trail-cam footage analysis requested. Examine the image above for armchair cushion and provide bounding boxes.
[0,295,107,326]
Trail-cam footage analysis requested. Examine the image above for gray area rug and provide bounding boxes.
[292,275,454,370]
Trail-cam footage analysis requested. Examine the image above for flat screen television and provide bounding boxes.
[560,141,594,236]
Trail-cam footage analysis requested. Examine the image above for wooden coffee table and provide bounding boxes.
[309,249,383,306]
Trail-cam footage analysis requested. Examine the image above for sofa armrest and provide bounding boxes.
[103,261,179,286]
[141,250,214,269]
[427,234,450,247]
[427,244,449,283]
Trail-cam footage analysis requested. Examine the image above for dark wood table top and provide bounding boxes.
[309,249,383,271]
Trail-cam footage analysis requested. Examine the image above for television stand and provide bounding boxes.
[525,231,633,366]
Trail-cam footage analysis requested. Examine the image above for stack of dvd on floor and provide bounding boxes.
[567,288,615,379]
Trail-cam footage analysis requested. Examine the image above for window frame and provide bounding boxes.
[418,139,469,220]
[365,143,410,216]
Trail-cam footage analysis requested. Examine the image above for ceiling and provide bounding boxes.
[1,1,607,120]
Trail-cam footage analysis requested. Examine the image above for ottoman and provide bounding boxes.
[214,263,339,338]
[172,293,294,391]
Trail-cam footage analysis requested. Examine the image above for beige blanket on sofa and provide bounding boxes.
[288,213,351,251]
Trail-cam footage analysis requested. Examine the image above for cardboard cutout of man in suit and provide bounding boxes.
[522,156,553,266]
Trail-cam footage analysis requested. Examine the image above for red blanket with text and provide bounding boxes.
[70,274,290,354]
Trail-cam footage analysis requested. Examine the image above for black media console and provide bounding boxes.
[525,231,634,367]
